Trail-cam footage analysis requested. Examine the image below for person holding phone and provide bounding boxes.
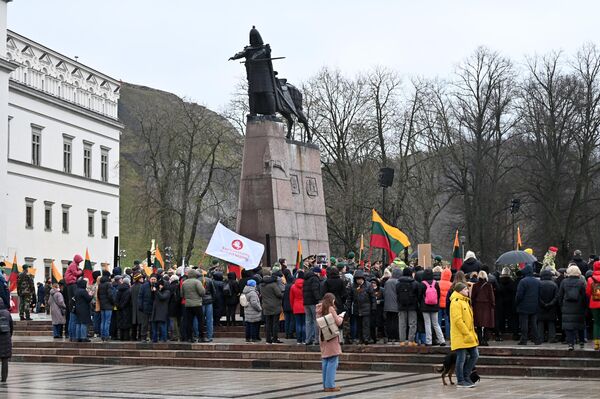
[316,293,344,392]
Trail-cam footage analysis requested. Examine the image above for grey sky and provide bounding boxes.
[8,0,599,111]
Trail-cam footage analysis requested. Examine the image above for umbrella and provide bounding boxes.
[495,250,537,265]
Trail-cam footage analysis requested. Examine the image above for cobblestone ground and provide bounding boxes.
[0,363,596,398]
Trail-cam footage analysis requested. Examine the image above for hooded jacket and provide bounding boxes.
[302,271,322,306]
[449,290,478,350]
[181,270,206,307]
[74,279,92,324]
[383,268,402,312]
[586,261,600,309]
[346,271,376,316]
[438,268,452,309]
[320,268,347,312]
[396,270,420,311]
[65,255,84,285]
[97,276,114,311]
[224,272,240,306]
[260,275,283,316]
[48,287,66,325]
[538,269,558,321]
[242,285,262,323]
[289,278,305,314]
[515,265,540,314]
[115,283,133,329]
[558,275,587,330]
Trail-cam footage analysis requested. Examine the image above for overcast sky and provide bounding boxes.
[7,0,600,111]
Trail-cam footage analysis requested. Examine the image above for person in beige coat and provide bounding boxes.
[317,293,345,393]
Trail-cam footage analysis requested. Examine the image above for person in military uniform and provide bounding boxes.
[229,26,277,116]
[17,265,35,320]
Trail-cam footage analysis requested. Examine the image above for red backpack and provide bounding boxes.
[591,277,600,302]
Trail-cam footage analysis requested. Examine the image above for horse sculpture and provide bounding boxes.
[276,78,311,142]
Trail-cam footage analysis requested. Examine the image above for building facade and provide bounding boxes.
[0,1,122,283]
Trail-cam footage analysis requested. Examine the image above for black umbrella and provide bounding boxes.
[495,250,537,265]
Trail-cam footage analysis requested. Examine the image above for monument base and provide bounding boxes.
[236,119,329,266]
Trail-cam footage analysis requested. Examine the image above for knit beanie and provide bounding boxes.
[247,280,256,287]
[454,282,468,292]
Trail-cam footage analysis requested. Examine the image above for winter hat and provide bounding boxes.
[454,282,468,292]
[574,249,582,257]
[434,255,443,262]
[330,257,337,265]
[133,273,143,282]
[247,280,256,287]
[501,267,511,277]
[478,271,488,281]
[271,262,281,273]
[465,251,476,260]
[92,270,101,281]
[402,267,412,277]
[566,265,581,277]
[169,275,180,283]
[263,268,272,277]
[312,267,322,274]
[383,269,392,279]
[524,248,534,255]
[113,275,123,281]
[432,266,443,273]
[548,246,558,253]
[122,277,131,285]
[347,251,355,259]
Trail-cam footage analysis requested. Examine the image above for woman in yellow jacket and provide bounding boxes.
[450,282,479,388]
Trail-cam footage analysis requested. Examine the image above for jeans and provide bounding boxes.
[305,305,318,343]
[169,316,180,341]
[100,310,112,339]
[52,324,64,338]
[537,320,556,342]
[321,356,339,389]
[284,311,295,337]
[398,310,417,342]
[93,311,101,335]
[68,312,78,340]
[152,321,167,342]
[438,309,449,338]
[265,314,279,343]
[76,323,88,340]
[203,303,213,339]
[423,311,445,344]
[295,314,306,343]
[36,300,44,313]
[519,313,539,343]
[245,321,260,340]
[456,347,479,384]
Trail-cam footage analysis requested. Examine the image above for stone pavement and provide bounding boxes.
[0,363,596,399]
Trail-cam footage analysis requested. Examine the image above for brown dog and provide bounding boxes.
[435,352,456,386]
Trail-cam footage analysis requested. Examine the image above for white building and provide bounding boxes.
[0,1,122,283]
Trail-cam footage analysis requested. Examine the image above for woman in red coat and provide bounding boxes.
[471,270,495,346]
[289,271,306,344]
[586,261,600,350]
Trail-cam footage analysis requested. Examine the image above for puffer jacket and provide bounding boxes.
[181,270,206,307]
[586,261,600,309]
[538,269,558,321]
[515,265,540,314]
[260,276,283,316]
[449,290,478,350]
[383,268,402,312]
[346,276,375,316]
[438,268,452,309]
[302,271,322,306]
[97,277,114,311]
[242,285,262,323]
[64,255,84,285]
[558,276,587,330]
[289,278,305,314]
[320,268,347,312]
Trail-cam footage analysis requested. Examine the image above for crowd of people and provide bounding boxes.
[1,245,600,390]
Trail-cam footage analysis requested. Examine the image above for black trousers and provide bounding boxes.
[1,357,7,382]
[225,304,237,326]
[264,314,279,343]
[519,313,539,343]
[385,312,399,340]
[185,306,204,341]
[356,315,371,342]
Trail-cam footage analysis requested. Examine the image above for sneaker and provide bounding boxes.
[439,342,446,347]
[273,339,283,344]
[568,344,574,351]
[457,381,474,388]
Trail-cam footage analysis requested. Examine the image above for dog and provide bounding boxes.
[435,352,480,386]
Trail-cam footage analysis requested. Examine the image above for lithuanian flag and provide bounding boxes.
[295,239,302,270]
[154,245,164,272]
[83,248,94,283]
[51,261,63,284]
[451,230,463,270]
[8,254,18,292]
[370,209,411,261]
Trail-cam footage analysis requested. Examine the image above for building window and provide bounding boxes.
[61,260,69,277]
[63,136,73,173]
[43,259,53,282]
[83,142,92,178]
[25,197,36,229]
[101,211,109,238]
[31,126,42,166]
[87,209,96,237]
[62,204,71,233]
[44,201,54,231]
[100,148,109,182]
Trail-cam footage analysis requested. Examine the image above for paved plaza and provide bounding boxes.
[0,363,595,399]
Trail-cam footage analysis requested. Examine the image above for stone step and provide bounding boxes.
[10,352,594,378]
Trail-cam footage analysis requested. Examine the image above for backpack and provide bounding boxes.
[397,281,414,306]
[0,315,9,334]
[591,277,600,302]
[239,293,249,307]
[565,284,580,302]
[223,282,233,297]
[423,281,438,305]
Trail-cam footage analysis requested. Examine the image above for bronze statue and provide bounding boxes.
[229,26,312,142]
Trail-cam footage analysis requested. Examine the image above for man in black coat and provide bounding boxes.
[397,268,420,345]
[515,265,541,345]
[346,270,375,344]
[303,268,322,345]
[496,267,517,340]
[537,269,558,343]
[571,250,589,276]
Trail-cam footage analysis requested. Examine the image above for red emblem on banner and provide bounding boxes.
[232,240,244,250]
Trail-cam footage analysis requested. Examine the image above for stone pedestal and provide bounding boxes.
[236,119,329,266]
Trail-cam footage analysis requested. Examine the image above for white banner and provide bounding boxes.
[205,222,264,270]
